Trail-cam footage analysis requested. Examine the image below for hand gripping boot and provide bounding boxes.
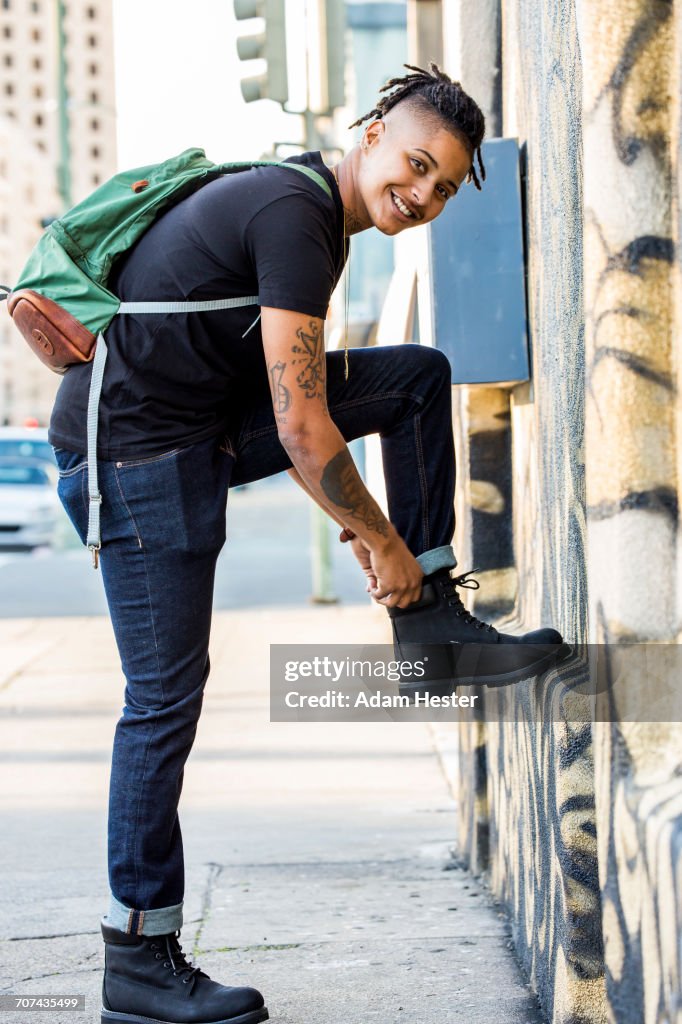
[388,569,571,698]
[101,920,268,1024]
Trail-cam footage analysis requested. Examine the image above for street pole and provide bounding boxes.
[310,502,338,604]
[406,0,443,65]
[56,0,72,210]
[305,0,338,605]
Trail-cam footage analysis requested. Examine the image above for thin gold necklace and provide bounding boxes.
[331,164,350,381]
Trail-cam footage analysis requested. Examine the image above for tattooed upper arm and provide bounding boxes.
[261,307,329,432]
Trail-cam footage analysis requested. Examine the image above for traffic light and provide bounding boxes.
[234,0,289,105]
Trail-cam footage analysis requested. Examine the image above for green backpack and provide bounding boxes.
[0,147,332,564]
[3,146,330,348]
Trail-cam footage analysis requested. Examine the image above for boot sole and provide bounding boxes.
[393,643,457,699]
[458,642,574,688]
[398,677,458,701]
[398,644,573,699]
[101,1007,268,1024]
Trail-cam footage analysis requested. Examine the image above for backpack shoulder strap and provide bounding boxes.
[216,160,333,202]
[83,156,333,563]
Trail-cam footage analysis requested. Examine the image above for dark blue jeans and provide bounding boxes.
[55,344,457,936]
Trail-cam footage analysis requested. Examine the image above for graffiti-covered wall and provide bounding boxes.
[439,0,682,1022]
[582,1,682,1021]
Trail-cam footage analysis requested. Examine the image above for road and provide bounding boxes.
[0,472,368,618]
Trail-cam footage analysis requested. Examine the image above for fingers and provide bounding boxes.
[368,580,421,608]
[370,590,402,608]
[365,538,424,608]
[395,587,422,608]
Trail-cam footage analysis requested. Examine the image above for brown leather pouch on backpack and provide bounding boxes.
[7,290,97,375]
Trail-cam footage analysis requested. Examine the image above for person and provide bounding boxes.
[49,63,565,1024]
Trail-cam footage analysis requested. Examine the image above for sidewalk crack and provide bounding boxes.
[6,930,100,942]
[2,964,101,987]
[0,629,63,694]
[193,862,223,958]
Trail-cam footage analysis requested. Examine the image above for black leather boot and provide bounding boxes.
[100,919,268,1024]
[388,569,571,697]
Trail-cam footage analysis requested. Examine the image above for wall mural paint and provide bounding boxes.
[454,0,593,1019]
[485,681,605,1023]
[458,0,600,1019]
[583,0,676,642]
[581,0,682,1020]
[453,0,682,1019]
[593,718,682,1024]
[456,712,489,875]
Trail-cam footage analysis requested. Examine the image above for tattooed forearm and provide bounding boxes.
[292,320,327,405]
[268,360,291,415]
[320,449,389,537]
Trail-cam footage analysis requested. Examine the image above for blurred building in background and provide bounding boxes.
[0,117,60,423]
[0,0,117,425]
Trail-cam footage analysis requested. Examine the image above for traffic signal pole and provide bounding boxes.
[233,0,346,603]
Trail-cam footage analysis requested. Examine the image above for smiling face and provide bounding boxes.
[355,100,474,235]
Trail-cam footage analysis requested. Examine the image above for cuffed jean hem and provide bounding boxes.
[105,893,184,936]
[417,544,457,576]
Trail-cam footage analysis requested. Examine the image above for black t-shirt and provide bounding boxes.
[48,151,347,459]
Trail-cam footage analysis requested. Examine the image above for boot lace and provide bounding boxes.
[440,570,496,633]
[149,932,206,987]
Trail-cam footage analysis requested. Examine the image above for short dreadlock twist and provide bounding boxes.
[349,62,486,191]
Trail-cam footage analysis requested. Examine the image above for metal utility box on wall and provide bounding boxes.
[426,137,529,386]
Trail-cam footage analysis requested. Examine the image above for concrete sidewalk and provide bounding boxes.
[0,605,544,1024]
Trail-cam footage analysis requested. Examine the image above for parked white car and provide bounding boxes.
[0,457,61,549]
[0,426,56,465]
